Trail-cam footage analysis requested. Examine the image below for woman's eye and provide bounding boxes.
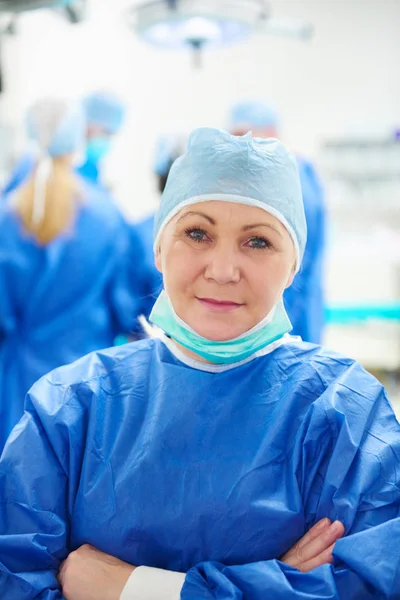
[246,236,272,250]
[185,227,209,243]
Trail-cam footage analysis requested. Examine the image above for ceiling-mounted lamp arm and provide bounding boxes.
[258,0,270,20]
[0,1,86,23]
[0,14,17,35]
[6,14,17,34]
[166,0,178,10]
[61,0,86,24]
[64,5,80,24]
[189,38,204,68]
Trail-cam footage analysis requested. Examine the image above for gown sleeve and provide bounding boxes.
[0,372,88,599]
[182,369,400,599]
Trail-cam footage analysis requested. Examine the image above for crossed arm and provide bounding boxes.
[58,518,346,600]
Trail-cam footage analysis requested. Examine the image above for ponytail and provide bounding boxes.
[15,157,80,245]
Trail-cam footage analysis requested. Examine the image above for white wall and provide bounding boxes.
[0,0,399,219]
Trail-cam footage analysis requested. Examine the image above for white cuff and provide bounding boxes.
[120,566,185,600]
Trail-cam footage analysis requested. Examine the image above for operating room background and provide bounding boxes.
[0,0,399,408]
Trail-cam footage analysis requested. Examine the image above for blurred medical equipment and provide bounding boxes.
[320,136,400,388]
[127,0,313,67]
[0,1,312,69]
[0,0,86,24]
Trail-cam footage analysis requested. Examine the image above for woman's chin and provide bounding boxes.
[185,307,254,341]
[191,323,246,342]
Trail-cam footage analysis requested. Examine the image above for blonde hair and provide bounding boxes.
[14,157,81,245]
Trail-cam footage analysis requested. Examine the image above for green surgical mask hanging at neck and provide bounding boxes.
[150,291,292,365]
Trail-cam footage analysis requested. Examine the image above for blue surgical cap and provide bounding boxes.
[154,128,306,270]
[154,135,184,177]
[83,92,125,134]
[26,98,86,158]
[230,100,280,131]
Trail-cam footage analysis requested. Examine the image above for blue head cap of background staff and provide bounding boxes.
[154,135,183,177]
[150,127,307,364]
[153,134,187,197]
[83,92,125,135]
[229,99,280,133]
[83,92,126,164]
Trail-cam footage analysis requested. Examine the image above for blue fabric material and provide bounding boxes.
[127,220,161,338]
[154,136,174,176]
[85,137,112,165]
[135,213,163,297]
[155,128,307,262]
[0,180,151,451]
[76,157,100,184]
[154,135,181,176]
[83,92,125,134]
[283,157,326,343]
[230,100,280,130]
[0,338,399,598]
[76,92,126,183]
[77,138,112,185]
[1,154,35,196]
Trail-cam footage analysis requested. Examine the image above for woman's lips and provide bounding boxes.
[197,297,244,312]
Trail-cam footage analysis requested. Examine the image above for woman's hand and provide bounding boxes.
[280,518,345,573]
[57,519,344,599]
[58,544,135,600]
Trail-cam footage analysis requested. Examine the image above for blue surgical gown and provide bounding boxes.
[1,154,156,327]
[0,338,399,598]
[1,154,35,196]
[0,181,149,451]
[284,158,326,344]
[76,158,100,185]
[136,212,163,296]
[128,221,161,339]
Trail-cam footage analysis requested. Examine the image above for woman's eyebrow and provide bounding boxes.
[177,211,215,225]
[242,223,283,238]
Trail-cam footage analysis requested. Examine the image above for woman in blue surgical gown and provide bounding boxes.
[0,128,399,600]
[0,98,148,451]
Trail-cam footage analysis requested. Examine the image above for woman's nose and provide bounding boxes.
[204,244,240,284]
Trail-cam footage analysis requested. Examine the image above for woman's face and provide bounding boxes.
[156,201,296,342]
